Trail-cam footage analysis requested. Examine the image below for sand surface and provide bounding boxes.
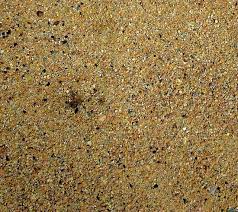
[0,0,238,211]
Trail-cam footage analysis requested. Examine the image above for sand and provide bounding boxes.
[0,0,238,211]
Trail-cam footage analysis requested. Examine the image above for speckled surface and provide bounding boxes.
[0,0,238,211]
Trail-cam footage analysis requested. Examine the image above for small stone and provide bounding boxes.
[53,21,60,26]
[36,11,44,17]
[62,40,67,44]
[176,79,182,85]
[86,140,92,146]
[227,208,238,212]
[209,186,219,195]
[0,168,5,177]
[153,183,159,189]
[182,197,188,204]
[74,108,79,114]
[98,115,106,122]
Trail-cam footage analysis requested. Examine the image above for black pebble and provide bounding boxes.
[74,108,79,114]
[36,11,44,17]
[153,184,159,189]
[182,198,188,204]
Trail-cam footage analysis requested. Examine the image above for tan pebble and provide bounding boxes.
[176,78,182,85]
[98,115,106,122]
[0,146,7,157]
[0,168,5,177]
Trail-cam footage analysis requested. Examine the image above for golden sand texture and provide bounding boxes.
[0,0,238,211]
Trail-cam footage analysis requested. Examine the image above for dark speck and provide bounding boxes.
[36,11,44,17]
[128,108,133,114]
[53,21,60,26]
[153,184,159,189]
[181,113,187,118]
[182,197,188,204]
[150,146,158,154]
[1,30,11,38]
[66,91,83,112]
[74,107,79,114]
